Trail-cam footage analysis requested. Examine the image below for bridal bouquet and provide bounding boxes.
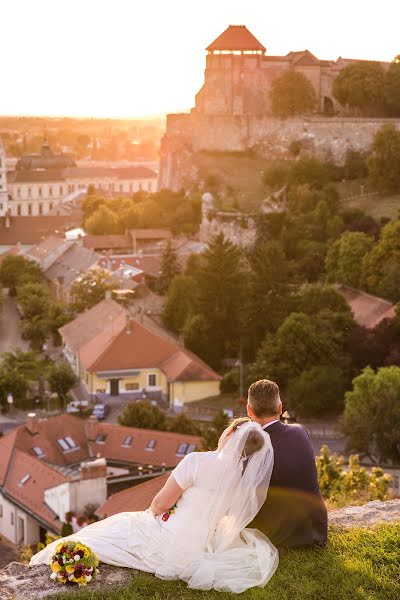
[50,540,100,586]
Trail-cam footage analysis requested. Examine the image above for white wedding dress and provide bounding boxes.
[31,423,279,593]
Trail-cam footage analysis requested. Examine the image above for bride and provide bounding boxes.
[30,419,279,593]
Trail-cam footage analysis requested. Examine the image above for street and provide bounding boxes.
[0,293,28,354]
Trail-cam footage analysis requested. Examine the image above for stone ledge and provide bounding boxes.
[0,562,138,600]
[328,499,400,528]
[1,500,399,599]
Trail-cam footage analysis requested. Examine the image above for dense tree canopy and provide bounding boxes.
[156,241,180,294]
[70,269,115,313]
[368,124,400,193]
[384,57,400,114]
[118,401,167,430]
[332,62,386,115]
[326,231,374,288]
[0,255,43,295]
[361,219,400,302]
[270,69,317,117]
[343,366,400,463]
[162,275,198,333]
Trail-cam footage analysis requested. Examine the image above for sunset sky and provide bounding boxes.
[2,0,400,118]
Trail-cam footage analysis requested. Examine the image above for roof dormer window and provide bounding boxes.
[32,446,45,458]
[57,437,79,452]
[176,443,188,456]
[57,438,69,452]
[146,439,156,450]
[64,436,77,449]
[122,435,133,448]
[96,433,107,444]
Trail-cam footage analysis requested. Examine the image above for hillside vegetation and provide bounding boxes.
[55,523,400,600]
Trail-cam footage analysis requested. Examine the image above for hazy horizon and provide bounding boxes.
[2,0,400,119]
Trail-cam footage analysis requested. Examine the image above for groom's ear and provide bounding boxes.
[246,402,253,419]
[278,401,283,416]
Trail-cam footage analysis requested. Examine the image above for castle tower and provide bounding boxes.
[195,25,267,116]
[0,139,9,217]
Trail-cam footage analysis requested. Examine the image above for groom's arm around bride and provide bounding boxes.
[247,379,328,550]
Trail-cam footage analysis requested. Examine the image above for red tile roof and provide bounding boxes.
[0,414,201,532]
[97,473,169,518]
[8,413,90,467]
[87,318,221,382]
[4,449,66,532]
[83,235,133,251]
[0,429,18,486]
[129,229,172,241]
[335,284,396,328]
[207,25,266,53]
[90,422,200,468]
[59,298,126,355]
[0,216,81,245]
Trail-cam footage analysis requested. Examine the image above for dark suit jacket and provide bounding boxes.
[249,421,328,549]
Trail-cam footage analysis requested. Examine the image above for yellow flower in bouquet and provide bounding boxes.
[49,540,99,586]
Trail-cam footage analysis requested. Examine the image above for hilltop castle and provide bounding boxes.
[193,24,376,117]
[159,25,396,191]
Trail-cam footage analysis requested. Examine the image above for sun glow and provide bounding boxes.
[1,0,400,118]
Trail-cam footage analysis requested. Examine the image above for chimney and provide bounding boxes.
[86,415,99,442]
[80,457,107,480]
[26,412,39,435]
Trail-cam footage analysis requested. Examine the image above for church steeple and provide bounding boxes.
[0,139,9,217]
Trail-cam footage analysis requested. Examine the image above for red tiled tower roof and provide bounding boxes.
[207,25,266,53]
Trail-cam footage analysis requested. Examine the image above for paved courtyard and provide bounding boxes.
[0,293,28,354]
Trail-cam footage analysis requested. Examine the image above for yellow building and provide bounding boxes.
[60,299,221,406]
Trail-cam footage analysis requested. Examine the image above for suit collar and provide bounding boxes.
[262,420,284,432]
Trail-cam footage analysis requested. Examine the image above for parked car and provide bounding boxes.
[91,404,110,420]
[67,400,89,414]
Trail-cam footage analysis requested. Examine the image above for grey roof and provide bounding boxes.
[63,166,157,179]
[44,243,100,288]
[9,169,65,183]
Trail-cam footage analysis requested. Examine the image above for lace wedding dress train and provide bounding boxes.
[31,424,279,593]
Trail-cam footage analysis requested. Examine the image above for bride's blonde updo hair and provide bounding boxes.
[228,417,265,458]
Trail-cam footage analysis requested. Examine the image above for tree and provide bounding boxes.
[183,314,218,368]
[290,157,331,189]
[0,255,43,295]
[326,231,374,288]
[48,362,77,407]
[361,219,400,302]
[16,282,51,320]
[270,69,317,117]
[118,401,167,430]
[368,124,400,193]
[250,310,352,391]
[162,275,198,333]
[263,164,291,189]
[70,269,115,313]
[288,365,346,417]
[85,205,121,234]
[201,410,229,451]
[193,234,244,368]
[332,62,386,115]
[243,241,292,357]
[296,282,351,316]
[384,56,400,114]
[168,413,200,435]
[343,366,400,463]
[157,241,181,294]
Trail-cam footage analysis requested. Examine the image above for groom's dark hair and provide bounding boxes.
[248,379,280,417]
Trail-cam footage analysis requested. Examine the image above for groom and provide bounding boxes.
[247,379,328,550]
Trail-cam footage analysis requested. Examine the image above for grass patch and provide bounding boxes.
[334,178,400,220]
[195,152,291,211]
[54,522,400,600]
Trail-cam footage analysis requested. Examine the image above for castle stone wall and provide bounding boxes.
[159,115,400,191]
